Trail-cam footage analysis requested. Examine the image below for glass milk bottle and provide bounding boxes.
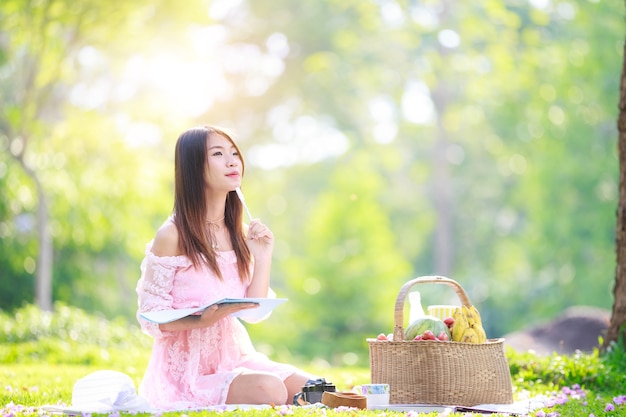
[408,291,425,323]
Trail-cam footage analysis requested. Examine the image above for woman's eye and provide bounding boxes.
[212,151,223,156]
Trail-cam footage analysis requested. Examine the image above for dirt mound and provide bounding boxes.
[503,306,610,355]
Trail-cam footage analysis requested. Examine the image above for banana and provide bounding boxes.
[451,307,469,342]
[462,305,475,327]
[469,305,487,342]
[444,305,489,344]
[449,305,487,343]
[473,323,487,343]
[461,327,479,343]
[469,305,483,326]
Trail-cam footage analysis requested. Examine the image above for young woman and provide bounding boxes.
[136,125,316,409]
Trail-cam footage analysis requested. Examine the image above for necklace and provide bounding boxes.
[206,216,225,250]
[205,215,225,224]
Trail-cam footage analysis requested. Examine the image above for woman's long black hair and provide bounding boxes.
[172,125,251,281]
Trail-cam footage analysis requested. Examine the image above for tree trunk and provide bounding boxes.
[431,0,454,276]
[14,149,53,311]
[35,178,53,311]
[606,35,626,349]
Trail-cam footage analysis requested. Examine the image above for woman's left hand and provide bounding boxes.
[246,219,274,261]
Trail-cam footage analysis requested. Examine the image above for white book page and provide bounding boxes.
[140,298,287,324]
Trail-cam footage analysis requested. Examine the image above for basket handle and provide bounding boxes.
[393,276,472,341]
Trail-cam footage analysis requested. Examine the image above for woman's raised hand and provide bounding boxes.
[246,219,274,261]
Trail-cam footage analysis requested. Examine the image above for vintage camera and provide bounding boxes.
[299,378,336,404]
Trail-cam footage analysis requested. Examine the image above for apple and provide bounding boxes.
[422,330,436,340]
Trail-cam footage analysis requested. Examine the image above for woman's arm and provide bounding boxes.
[244,219,274,298]
[150,221,259,332]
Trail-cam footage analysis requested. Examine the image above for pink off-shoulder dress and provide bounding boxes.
[136,242,297,410]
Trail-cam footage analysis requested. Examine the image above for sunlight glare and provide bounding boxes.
[77,46,105,68]
[369,96,394,123]
[373,122,398,144]
[123,122,162,148]
[69,79,111,110]
[342,352,359,366]
[247,116,349,170]
[242,54,285,96]
[224,44,261,74]
[402,80,435,125]
[369,96,398,144]
[209,0,245,20]
[303,278,321,295]
[438,29,460,49]
[410,6,439,30]
[529,0,550,9]
[556,2,576,19]
[24,256,36,274]
[222,44,285,96]
[190,25,228,53]
[548,105,565,126]
[377,0,405,28]
[266,33,290,59]
[146,54,223,117]
[247,143,297,170]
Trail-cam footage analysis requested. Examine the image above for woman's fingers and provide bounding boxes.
[219,302,260,313]
[247,220,274,241]
[200,303,259,324]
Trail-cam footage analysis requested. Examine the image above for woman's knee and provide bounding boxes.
[228,372,288,405]
[258,374,288,404]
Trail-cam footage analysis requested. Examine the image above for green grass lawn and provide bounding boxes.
[3,353,625,417]
[2,304,626,416]
[1,364,371,407]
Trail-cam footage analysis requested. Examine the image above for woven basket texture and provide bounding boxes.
[368,276,514,406]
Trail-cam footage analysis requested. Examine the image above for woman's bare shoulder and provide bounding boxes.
[151,220,182,257]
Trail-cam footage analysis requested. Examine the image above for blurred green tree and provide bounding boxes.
[0,0,623,365]
[203,0,623,343]
[0,0,207,314]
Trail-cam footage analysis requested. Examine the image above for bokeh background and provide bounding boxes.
[0,0,623,367]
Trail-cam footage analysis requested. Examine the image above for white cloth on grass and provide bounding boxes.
[71,370,151,412]
[40,370,271,415]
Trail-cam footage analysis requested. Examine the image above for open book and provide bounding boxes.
[140,298,287,324]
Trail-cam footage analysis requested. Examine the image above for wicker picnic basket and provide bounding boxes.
[367,276,513,407]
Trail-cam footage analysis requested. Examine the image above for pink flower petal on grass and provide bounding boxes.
[614,395,626,405]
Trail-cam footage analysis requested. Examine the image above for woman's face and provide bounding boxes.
[204,132,243,191]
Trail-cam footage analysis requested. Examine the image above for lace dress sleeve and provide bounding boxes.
[135,245,192,339]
